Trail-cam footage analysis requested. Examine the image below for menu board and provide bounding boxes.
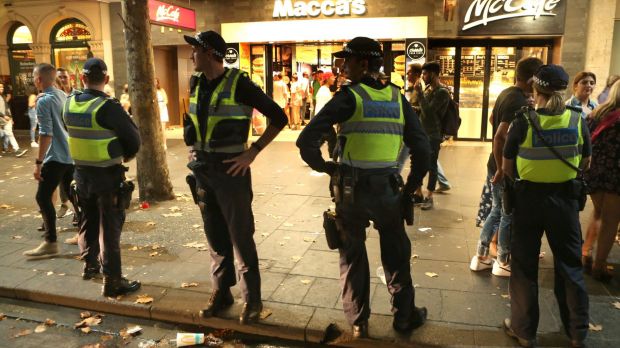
[461,55,474,76]
[475,55,485,76]
[495,55,516,71]
[436,55,455,75]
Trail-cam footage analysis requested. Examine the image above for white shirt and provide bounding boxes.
[314,85,333,114]
[273,80,289,108]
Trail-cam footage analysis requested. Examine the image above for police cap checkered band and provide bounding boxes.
[183,30,227,58]
[82,58,107,76]
[532,64,569,91]
[334,37,383,58]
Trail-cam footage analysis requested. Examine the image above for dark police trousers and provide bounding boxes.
[335,169,415,326]
[510,180,589,342]
[191,152,261,304]
[76,165,126,277]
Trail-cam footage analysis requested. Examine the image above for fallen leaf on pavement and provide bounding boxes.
[34,324,47,333]
[146,221,156,227]
[412,254,419,259]
[283,223,294,227]
[169,206,181,212]
[13,329,32,338]
[135,295,153,304]
[149,252,158,257]
[183,241,206,249]
[192,224,201,229]
[74,316,102,328]
[418,227,432,232]
[80,311,92,319]
[425,272,438,278]
[126,326,142,336]
[162,212,183,217]
[181,282,199,288]
[0,313,5,320]
[101,335,113,341]
[301,279,312,285]
[44,318,56,326]
[291,256,302,262]
[279,242,286,246]
[312,214,321,218]
[21,214,31,218]
[260,308,272,319]
[11,235,23,239]
[46,271,54,276]
[501,294,510,299]
[129,246,139,251]
[589,323,603,331]
[81,326,92,334]
[612,302,620,310]
[0,204,12,209]
[303,237,314,242]
[151,244,162,250]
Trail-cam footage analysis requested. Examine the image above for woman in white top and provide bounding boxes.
[290,74,303,130]
[272,73,290,127]
[314,74,335,115]
[156,78,169,149]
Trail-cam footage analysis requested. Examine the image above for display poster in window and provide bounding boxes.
[458,0,566,36]
[224,43,240,69]
[10,50,35,96]
[402,38,427,90]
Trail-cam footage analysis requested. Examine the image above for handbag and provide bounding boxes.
[525,110,588,211]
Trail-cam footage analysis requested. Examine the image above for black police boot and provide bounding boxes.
[82,263,101,280]
[102,276,141,297]
[199,289,234,318]
[393,306,427,333]
[239,301,263,325]
[352,322,369,339]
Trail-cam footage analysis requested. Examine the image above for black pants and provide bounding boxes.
[191,153,260,304]
[510,181,589,342]
[36,161,75,243]
[76,166,126,277]
[426,138,441,192]
[335,170,415,326]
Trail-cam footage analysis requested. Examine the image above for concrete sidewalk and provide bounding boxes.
[1,134,618,347]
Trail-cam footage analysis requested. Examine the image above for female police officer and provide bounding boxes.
[501,65,591,348]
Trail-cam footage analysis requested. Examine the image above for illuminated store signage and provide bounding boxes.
[148,0,196,31]
[273,0,367,19]
[459,0,565,35]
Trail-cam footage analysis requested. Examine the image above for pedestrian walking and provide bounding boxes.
[470,57,543,277]
[23,64,73,257]
[297,37,431,339]
[63,58,141,297]
[413,61,450,210]
[502,64,591,348]
[582,79,620,282]
[183,30,287,324]
[156,78,169,149]
[28,87,39,148]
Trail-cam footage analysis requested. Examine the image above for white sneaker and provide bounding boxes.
[31,142,39,148]
[492,261,511,277]
[23,241,59,257]
[470,255,493,271]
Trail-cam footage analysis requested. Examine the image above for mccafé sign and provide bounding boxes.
[458,0,566,36]
[148,0,196,31]
[273,0,367,18]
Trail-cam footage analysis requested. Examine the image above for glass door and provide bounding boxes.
[458,47,486,139]
[487,47,518,139]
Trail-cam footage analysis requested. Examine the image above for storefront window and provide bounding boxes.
[458,47,486,139]
[8,23,35,96]
[50,18,92,89]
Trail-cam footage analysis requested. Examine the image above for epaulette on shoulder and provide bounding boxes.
[566,105,582,113]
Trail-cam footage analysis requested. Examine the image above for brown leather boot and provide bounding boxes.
[198,289,234,318]
[239,301,263,325]
[102,276,141,297]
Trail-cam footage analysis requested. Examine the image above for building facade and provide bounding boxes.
[2,0,618,136]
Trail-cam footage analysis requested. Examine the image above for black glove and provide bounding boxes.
[323,161,338,176]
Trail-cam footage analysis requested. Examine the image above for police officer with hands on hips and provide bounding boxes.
[183,30,288,324]
[62,58,142,297]
[501,64,591,348]
[297,37,431,338]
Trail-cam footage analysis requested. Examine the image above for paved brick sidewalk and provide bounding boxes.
[1,133,618,347]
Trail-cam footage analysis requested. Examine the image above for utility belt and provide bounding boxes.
[75,165,134,210]
[511,178,587,211]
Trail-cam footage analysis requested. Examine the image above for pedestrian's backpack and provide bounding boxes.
[440,87,461,137]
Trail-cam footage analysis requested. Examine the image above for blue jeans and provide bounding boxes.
[437,161,450,187]
[29,113,38,142]
[477,171,512,263]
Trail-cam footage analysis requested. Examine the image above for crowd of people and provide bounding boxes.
[1,28,618,347]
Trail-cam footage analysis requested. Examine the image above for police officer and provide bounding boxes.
[296,37,431,338]
[63,58,141,297]
[502,65,591,348]
[182,31,288,324]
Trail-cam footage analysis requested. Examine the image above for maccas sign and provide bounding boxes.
[459,0,566,35]
[273,0,367,18]
[148,0,196,31]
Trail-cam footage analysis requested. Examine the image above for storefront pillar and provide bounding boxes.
[31,43,52,64]
[0,45,10,75]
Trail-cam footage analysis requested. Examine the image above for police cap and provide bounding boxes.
[532,64,569,92]
[184,30,227,59]
[82,58,108,78]
[334,37,383,58]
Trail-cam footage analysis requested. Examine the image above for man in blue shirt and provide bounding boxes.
[24,63,76,257]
